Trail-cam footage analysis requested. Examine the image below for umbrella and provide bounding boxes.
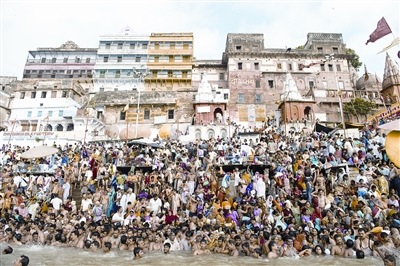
[159,124,172,139]
[128,138,161,148]
[379,119,400,131]
[20,146,60,159]
[241,145,255,155]
[385,130,400,168]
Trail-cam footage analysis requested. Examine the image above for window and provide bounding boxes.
[63,58,68,63]
[183,56,190,62]
[75,57,81,63]
[117,43,123,49]
[169,55,174,63]
[333,47,338,54]
[339,81,345,89]
[99,87,104,92]
[135,56,141,62]
[115,70,121,78]
[224,93,229,100]
[336,64,341,71]
[48,111,53,117]
[322,81,328,89]
[236,46,241,51]
[86,58,91,63]
[238,93,244,103]
[168,70,173,77]
[170,43,175,50]
[58,110,64,117]
[105,43,111,49]
[142,44,147,49]
[255,94,262,103]
[268,80,274,88]
[41,58,46,63]
[255,80,261,88]
[328,64,333,71]
[25,70,31,74]
[238,62,243,70]
[309,81,315,89]
[39,103,43,106]
[120,112,126,120]
[168,109,174,119]
[31,91,36,98]
[130,43,135,49]
[103,56,109,63]
[317,47,323,54]
[219,73,225,80]
[46,70,51,73]
[114,88,118,91]
[144,109,150,120]
[183,43,189,50]
[51,91,57,98]
[254,62,259,70]
[288,64,292,71]
[38,111,42,117]
[277,63,282,69]
[320,64,325,71]
[61,91,67,98]
[52,58,57,63]
[100,70,105,78]
[252,46,258,52]
[41,91,47,98]
[20,92,25,99]
[154,56,159,63]
[27,111,32,117]
[117,56,122,62]
[182,71,188,78]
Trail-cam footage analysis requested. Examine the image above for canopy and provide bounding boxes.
[379,119,400,131]
[20,146,60,159]
[128,138,161,148]
[315,123,334,134]
[385,130,400,168]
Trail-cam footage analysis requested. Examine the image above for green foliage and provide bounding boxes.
[344,44,362,71]
[344,98,376,116]
[296,45,304,49]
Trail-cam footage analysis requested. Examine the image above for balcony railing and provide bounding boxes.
[23,74,93,79]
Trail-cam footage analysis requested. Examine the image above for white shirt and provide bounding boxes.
[50,197,63,210]
[149,197,162,213]
[81,198,93,212]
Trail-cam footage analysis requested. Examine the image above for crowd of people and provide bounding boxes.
[0,126,399,265]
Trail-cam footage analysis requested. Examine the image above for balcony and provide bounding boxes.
[23,74,93,79]
[145,74,192,80]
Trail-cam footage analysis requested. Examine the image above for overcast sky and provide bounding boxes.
[1,0,399,80]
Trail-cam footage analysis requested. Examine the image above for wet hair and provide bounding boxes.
[356,249,365,259]
[104,242,112,249]
[268,241,276,251]
[14,233,22,241]
[384,255,396,263]
[92,240,100,248]
[2,246,13,254]
[133,247,143,257]
[254,248,262,256]
[164,242,171,249]
[120,235,128,244]
[345,239,354,248]
[84,240,92,249]
[20,255,30,266]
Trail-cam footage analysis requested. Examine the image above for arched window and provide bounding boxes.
[56,124,64,131]
[66,123,74,131]
[45,124,53,131]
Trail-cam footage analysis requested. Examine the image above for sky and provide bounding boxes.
[1,0,399,81]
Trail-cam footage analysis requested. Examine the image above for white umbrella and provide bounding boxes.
[241,145,255,155]
[379,119,400,131]
[20,146,60,159]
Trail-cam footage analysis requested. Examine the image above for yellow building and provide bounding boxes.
[145,33,194,91]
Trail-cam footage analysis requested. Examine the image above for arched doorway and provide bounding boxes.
[45,124,53,131]
[304,106,313,121]
[66,123,74,131]
[220,128,227,138]
[214,107,223,124]
[195,129,202,140]
[56,124,64,131]
[207,129,215,139]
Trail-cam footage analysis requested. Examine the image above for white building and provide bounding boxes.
[93,26,149,94]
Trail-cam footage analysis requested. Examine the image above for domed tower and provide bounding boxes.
[355,73,382,101]
[381,53,400,106]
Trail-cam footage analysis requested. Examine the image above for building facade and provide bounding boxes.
[93,26,149,94]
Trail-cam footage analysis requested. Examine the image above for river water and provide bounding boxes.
[0,245,385,266]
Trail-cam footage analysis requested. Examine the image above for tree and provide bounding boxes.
[344,98,376,122]
[344,44,362,71]
[296,45,304,49]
